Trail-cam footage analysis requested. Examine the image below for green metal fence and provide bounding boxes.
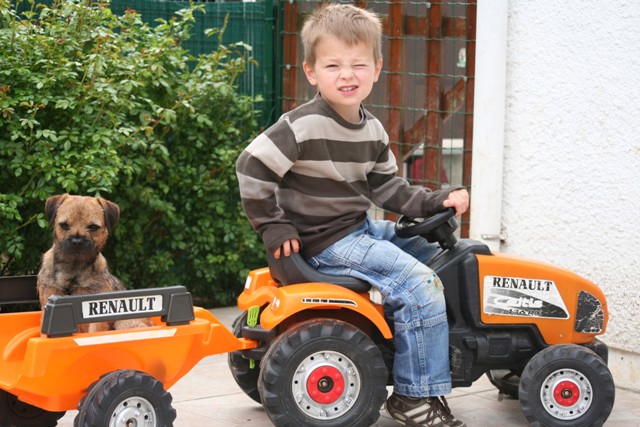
[15,0,475,232]
[105,0,277,126]
[18,0,278,127]
[111,0,476,232]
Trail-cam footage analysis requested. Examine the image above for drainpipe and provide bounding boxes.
[469,0,508,252]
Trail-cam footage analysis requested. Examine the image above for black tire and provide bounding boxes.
[227,312,262,403]
[258,319,388,427]
[519,344,615,427]
[486,369,520,398]
[0,389,65,427]
[74,370,176,427]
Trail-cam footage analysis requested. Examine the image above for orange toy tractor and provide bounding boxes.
[230,208,614,427]
[0,208,613,426]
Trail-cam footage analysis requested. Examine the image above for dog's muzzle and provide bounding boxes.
[61,236,95,254]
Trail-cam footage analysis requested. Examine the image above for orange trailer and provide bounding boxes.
[0,281,257,426]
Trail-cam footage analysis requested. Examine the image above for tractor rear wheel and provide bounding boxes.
[228,312,262,403]
[258,319,388,427]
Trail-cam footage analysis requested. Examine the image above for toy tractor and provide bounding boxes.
[229,208,614,427]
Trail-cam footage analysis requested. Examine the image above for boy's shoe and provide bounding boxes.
[385,393,466,427]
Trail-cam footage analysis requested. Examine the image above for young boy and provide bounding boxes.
[236,4,468,427]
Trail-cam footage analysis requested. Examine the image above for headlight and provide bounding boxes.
[574,291,604,333]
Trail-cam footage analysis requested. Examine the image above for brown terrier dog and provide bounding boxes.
[37,194,153,333]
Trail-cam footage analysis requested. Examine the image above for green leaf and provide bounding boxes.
[0,0,263,306]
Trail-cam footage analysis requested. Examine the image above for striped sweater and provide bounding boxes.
[236,95,457,258]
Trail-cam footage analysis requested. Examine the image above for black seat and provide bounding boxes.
[266,252,371,293]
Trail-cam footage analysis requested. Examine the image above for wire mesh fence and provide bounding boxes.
[108,0,278,127]
[16,0,278,127]
[14,0,476,233]
[278,0,476,234]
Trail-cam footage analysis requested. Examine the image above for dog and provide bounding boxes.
[37,194,153,333]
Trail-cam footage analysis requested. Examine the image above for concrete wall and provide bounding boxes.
[495,1,640,390]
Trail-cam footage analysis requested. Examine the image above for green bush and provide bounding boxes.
[0,0,265,305]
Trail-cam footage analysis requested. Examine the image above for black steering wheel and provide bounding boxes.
[395,208,459,250]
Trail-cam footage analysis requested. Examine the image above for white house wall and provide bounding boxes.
[495,1,640,389]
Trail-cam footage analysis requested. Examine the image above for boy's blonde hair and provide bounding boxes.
[301,3,383,67]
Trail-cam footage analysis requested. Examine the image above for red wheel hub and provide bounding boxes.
[306,365,345,404]
[553,380,580,406]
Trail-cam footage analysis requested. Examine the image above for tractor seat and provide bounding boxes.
[266,252,371,293]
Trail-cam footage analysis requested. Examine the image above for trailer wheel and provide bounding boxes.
[258,319,388,427]
[0,389,65,427]
[519,344,615,427]
[228,312,261,403]
[74,370,176,427]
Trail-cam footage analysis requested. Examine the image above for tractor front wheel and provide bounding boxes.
[486,369,520,398]
[519,344,614,427]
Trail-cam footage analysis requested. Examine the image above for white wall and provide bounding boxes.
[498,1,640,389]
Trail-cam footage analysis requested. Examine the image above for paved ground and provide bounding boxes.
[58,307,640,426]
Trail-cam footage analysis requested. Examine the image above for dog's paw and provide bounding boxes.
[85,321,112,333]
[114,318,153,330]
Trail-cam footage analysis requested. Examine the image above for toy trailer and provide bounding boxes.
[0,275,257,427]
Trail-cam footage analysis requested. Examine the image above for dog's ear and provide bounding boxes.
[97,198,120,233]
[44,194,69,226]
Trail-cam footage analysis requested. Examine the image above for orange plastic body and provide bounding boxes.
[0,307,257,412]
[240,251,609,347]
[477,253,608,345]
[239,267,392,339]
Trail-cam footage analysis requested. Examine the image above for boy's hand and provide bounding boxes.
[443,189,469,217]
[274,238,300,259]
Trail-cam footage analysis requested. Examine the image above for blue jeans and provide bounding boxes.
[307,216,451,397]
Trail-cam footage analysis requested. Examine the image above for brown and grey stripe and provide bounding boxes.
[236,95,455,258]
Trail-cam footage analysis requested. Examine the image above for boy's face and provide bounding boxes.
[303,36,382,123]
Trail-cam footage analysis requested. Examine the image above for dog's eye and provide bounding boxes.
[59,222,70,231]
[88,224,101,232]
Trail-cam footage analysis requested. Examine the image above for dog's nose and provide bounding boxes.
[69,237,85,246]
[61,235,93,255]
